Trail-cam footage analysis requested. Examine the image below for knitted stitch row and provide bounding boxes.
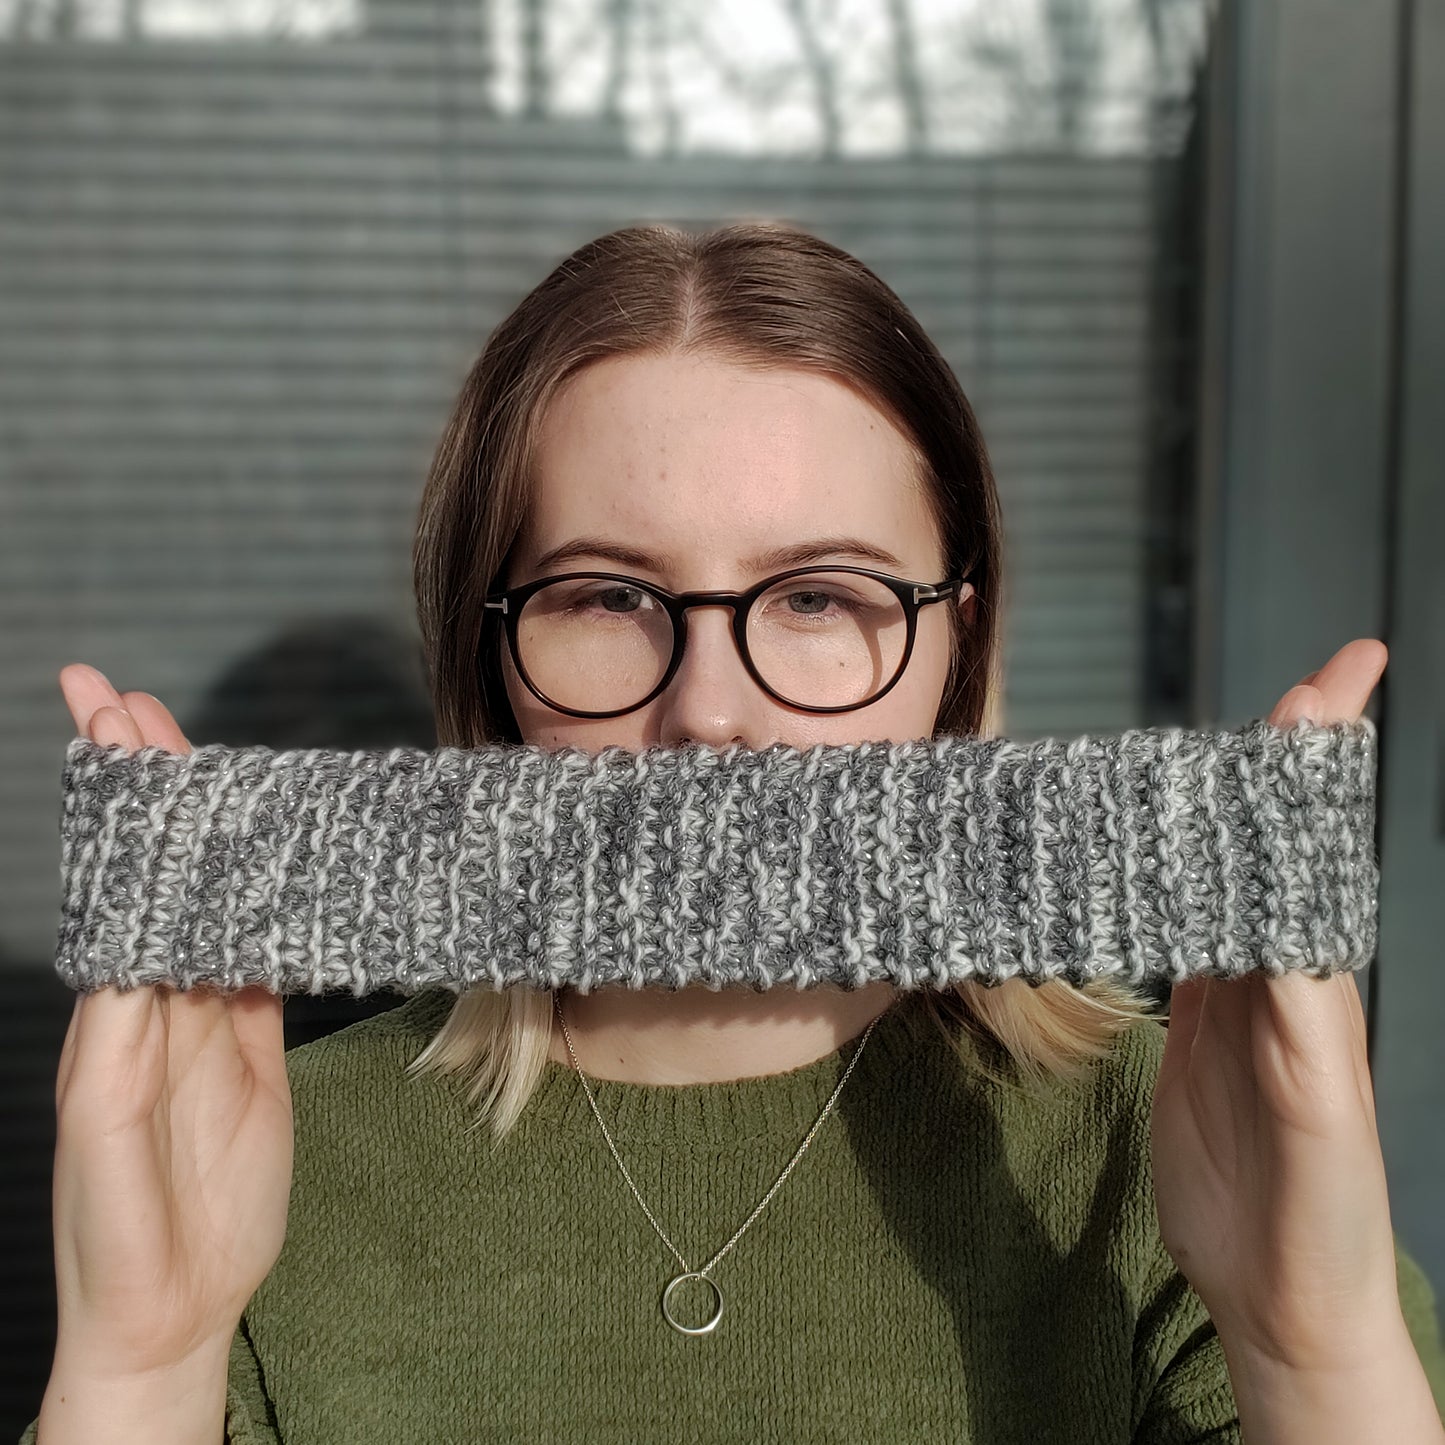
[53,716,1378,997]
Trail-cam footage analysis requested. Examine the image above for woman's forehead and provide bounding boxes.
[526,354,934,569]
[540,352,914,473]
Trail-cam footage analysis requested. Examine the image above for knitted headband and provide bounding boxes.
[53,716,1378,997]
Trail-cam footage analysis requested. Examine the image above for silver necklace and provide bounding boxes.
[554,992,882,1336]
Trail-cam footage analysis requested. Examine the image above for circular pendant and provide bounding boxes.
[661,1270,724,1335]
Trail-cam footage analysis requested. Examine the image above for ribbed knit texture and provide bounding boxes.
[54,716,1377,998]
[18,988,1443,1443]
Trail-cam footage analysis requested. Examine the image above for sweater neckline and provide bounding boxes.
[510,989,954,1150]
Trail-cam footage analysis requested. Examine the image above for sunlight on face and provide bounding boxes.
[500,351,972,754]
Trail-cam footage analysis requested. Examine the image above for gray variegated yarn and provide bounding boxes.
[52,717,1378,997]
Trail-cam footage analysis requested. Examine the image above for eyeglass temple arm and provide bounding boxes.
[913,576,973,605]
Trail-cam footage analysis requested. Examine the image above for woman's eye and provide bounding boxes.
[596,587,643,613]
[788,590,826,612]
[776,589,858,616]
[562,584,647,613]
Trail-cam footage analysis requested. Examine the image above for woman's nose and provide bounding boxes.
[656,604,769,745]
[668,603,753,690]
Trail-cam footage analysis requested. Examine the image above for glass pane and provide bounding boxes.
[1,1,1225,1413]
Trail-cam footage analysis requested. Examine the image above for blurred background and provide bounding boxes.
[1,0,1440,1432]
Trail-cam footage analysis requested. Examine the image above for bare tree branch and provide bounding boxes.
[1043,0,1104,145]
[780,0,841,155]
[884,0,927,153]
[644,0,678,154]
[671,6,793,106]
[9,0,39,38]
[602,0,634,124]
[522,0,548,118]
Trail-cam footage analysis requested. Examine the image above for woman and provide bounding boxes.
[29,223,1445,1442]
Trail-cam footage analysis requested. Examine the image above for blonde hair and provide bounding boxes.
[405,220,1159,1141]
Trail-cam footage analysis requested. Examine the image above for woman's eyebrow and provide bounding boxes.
[531,535,907,574]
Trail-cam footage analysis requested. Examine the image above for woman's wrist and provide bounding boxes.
[1219,1309,1445,1444]
[37,1331,234,1445]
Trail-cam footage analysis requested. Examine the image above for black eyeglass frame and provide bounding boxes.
[481,563,975,719]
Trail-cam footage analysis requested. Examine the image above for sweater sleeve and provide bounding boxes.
[1395,1234,1445,1420]
[1133,1230,1445,1442]
[1131,1246,1241,1444]
[224,1311,284,1444]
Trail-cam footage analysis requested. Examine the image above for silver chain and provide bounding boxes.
[554,991,881,1334]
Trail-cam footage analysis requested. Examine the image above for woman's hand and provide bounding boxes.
[49,664,294,1378]
[1148,638,1404,1373]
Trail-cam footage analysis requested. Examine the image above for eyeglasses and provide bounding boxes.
[481,564,975,719]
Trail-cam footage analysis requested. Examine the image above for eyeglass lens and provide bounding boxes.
[513,571,911,712]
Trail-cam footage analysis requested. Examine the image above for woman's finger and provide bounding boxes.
[1163,974,1208,1048]
[59,663,128,736]
[1270,685,1323,727]
[1300,640,1386,720]
[55,992,86,1110]
[89,705,144,753]
[121,691,193,754]
[58,982,162,1122]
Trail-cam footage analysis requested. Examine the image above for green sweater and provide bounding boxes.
[22,989,1445,1443]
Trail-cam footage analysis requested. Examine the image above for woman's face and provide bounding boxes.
[500,350,975,754]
